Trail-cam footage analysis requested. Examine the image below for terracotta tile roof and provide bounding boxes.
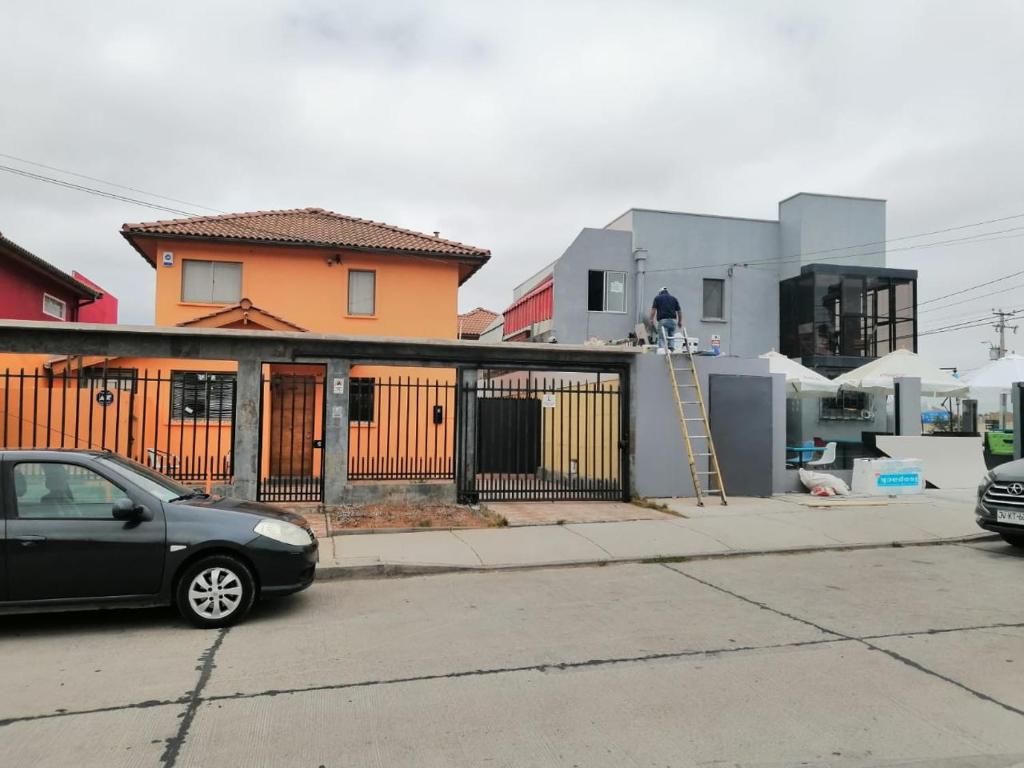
[177,298,308,331]
[122,207,489,264]
[458,307,499,338]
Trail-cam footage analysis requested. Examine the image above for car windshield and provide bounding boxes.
[94,455,195,503]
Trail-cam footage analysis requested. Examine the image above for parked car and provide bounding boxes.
[0,450,318,627]
[977,459,1024,547]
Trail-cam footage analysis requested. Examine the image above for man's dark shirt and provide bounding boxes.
[652,292,680,320]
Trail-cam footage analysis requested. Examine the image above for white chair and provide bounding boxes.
[806,442,837,469]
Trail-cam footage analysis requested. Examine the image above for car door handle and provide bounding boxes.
[14,535,46,547]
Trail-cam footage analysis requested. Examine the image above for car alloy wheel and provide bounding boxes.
[188,567,243,620]
[176,555,255,628]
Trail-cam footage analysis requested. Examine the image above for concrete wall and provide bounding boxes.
[778,193,886,280]
[551,228,634,344]
[631,210,780,358]
[631,351,786,498]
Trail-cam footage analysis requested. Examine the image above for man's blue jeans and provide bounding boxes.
[658,318,678,350]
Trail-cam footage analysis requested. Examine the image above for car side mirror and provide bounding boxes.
[112,497,144,520]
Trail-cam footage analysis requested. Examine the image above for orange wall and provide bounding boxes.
[147,239,460,338]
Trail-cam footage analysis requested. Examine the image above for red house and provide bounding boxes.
[0,231,101,322]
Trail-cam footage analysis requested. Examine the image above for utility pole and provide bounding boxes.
[992,308,1019,428]
[992,308,1018,360]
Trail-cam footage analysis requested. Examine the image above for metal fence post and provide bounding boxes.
[231,359,261,501]
[323,358,351,506]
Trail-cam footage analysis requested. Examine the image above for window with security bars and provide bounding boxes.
[171,372,236,421]
[78,367,138,392]
[349,377,375,423]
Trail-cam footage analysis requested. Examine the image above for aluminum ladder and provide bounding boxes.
[661,326,728,506]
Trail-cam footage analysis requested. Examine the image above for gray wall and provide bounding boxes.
[551,228,634,344]
[631,210,780,358]
[542,195,889,355]
[632,352,786,498]
[778,193,886,280]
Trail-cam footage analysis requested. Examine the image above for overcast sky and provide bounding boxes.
[3,0,1024,376]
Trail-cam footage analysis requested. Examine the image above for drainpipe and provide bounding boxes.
[633,248,648,328]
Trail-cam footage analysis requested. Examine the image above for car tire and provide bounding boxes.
[176,555,256,629]
[1000,533,1024,549]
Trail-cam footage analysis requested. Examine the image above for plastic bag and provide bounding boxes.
[798,467,850,496]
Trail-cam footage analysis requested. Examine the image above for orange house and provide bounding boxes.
[28,208,489,501]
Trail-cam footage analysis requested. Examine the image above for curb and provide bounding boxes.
[313,532,1001,582]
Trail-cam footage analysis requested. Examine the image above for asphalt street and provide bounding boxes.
[2,539,1023,767]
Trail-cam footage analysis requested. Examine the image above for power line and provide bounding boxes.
[0,161,472,271]
[0,152,224,214]
[5,151,1024,277]
[0,164,197,217]
[4,152,1024,320]
[919,279,1024,314]
[917,267,1024,308]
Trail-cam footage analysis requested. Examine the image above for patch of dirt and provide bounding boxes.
[330,503,507,531]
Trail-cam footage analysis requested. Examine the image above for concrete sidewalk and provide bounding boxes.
[315,490,993,579]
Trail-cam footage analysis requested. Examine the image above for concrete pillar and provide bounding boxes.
[1013,382,1023,460]
[893,376,922,436]
[323,358,351,506]
[231,358,262,501]
[456,368,478,502]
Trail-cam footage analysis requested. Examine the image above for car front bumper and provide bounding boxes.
[975,495,1024,538]
[247,537,319,597]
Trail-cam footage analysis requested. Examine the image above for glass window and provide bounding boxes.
[587,270,627,312]
[171,372,236,421]
[349,377,376,423]
[42,294,67,320]
[181,260,242,304]
[702,279,725,320]
[604,271,626,313]
[94,455,190,503]
[13,462,128,519]
[348,270,376,315]
[79,367,137,392]
[819,391,872,421]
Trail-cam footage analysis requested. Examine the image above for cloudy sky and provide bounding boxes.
[3,0,1024,375]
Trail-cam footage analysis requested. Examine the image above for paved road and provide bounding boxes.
[2,540,1023,767]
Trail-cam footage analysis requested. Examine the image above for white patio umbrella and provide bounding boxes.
[759,351,839,398]
[962,353,1024,391]
[832,349,969,397]
[962,352,1024,427]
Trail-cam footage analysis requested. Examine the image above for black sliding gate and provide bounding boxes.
[457,372,627,502]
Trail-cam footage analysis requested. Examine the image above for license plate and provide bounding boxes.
[996,508,1024,525]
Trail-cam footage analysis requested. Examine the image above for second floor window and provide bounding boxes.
[702,278,725,320]
[181,260,242,304]
[42,293,67,320]
[587,270,626,313]
[348,270,376,315]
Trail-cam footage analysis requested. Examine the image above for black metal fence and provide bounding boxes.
[257,371,325,503]
[0,368,234,483]
[348,376,456,480]
[457,373,627,502]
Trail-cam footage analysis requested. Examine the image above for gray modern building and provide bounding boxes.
[501,192,920,450]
